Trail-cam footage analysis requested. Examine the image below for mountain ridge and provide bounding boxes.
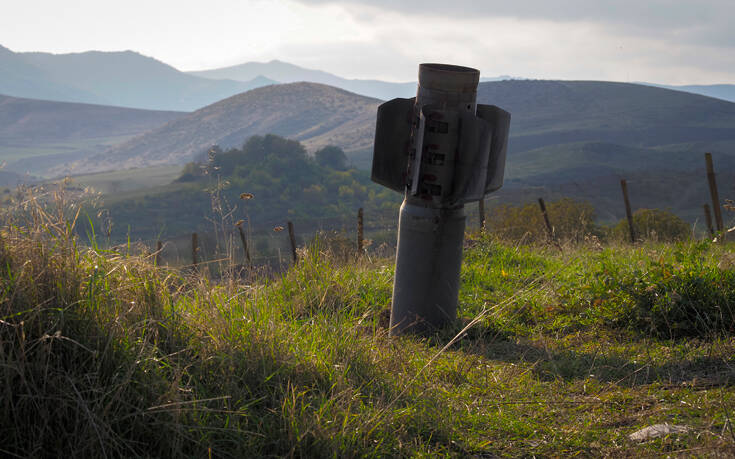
[0,45,272,111]
[189,59,416,100]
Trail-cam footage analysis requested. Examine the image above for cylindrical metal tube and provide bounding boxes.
[390,203,466,332]
[389,63,480,335]
[416,63,479,115]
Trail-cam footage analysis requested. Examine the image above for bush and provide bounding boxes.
[627,268,735,338]
[581,242,735,338]
[610,208,690,242]
[315,145,349,170]
[488,198,598,243]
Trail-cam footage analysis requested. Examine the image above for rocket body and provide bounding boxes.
[371,63,511,335]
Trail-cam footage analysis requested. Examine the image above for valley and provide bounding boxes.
[0,46,733,245]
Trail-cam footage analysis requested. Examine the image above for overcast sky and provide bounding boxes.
[2,0,733,84]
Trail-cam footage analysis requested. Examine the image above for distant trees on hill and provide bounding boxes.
[315,146,349,171]
[110,133,697,245]
[107,134,401,240]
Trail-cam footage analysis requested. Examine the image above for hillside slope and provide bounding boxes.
[478,80,735,147]
[83,79,735,175]
[0,94,183,176]
[0,94,182,143]
[69,83,381,174]
[0,45,271,111]
[475,80,735,222]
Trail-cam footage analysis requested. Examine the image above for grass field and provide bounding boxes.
[1,186,734,457]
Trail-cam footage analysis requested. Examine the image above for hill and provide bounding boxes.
[474,80,735,222]
[0,45,273,111]
[477,80,735,150]
[0,94,183,176]
[59,79,735,226]
[98,134,400,242]
[189,59,416,100]
[87,79,735,173]
[644,82,735,103]
[0,45,97,103]
[65,83,381,174]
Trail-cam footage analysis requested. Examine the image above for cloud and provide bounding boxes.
[285,0,735,84]
[293,0,734,47]
[291,0,723,27]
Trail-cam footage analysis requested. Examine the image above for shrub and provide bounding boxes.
[582,242,735,338]
[315,145,349,170]
[610,208,690,242]
[488,198,598,244]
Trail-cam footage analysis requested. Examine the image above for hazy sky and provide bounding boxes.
[2,0,733,84]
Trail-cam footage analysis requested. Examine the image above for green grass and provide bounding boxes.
[1,188,734,457]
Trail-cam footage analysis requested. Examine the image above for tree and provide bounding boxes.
[315,146,348,170]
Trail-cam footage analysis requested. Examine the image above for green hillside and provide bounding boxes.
[100,135,399,243]
[2,187,735,456]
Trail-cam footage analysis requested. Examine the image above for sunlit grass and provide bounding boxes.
[1,185,734,457]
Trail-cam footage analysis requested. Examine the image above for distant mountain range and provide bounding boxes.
[189,59,417,100]
[0,45,273,111]
[2,44,734,111]
[1,44,734,224]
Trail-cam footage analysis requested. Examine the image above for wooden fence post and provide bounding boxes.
[287,221,298,264]
[705,152,724,232]
[704,204,715,237]
[538,198,554,241]
[357,208,364,254]
[237,225,251,265]
[192,233,199,267]
[478,199,486,230]
[155,240,162,266]
[620,179,636,243]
